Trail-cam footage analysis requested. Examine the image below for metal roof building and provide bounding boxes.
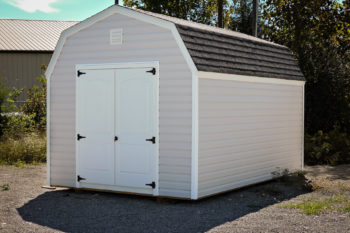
[0,19,78,102]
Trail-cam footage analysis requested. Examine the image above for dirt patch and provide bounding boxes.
[0,164,350,233]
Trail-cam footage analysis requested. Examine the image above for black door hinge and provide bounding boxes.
[77,134,86,141]
[114,136,118,141]
[145,181,156,189]
[145,136,156,144]
[146,68,156,75]
[77,175,86,182]
[77,70,86,77]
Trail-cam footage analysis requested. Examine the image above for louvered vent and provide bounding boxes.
[110,28,123,45]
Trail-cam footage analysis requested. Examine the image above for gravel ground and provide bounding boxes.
[0,164,349,233]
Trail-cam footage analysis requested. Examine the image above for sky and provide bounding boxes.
[0,0,123,21]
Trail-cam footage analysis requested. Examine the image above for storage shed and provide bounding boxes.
[46,5,305,200]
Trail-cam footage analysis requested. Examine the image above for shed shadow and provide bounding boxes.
[18,179,309,233]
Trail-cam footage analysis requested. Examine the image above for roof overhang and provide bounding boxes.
[0,50,53,54]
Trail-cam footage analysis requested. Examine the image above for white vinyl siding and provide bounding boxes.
[49,13,192,198]
[197,76,303,198]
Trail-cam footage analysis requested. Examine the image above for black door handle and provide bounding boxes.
[77,134,86,141]
[146,137,156,144]
[146,68,156,75]
[145,182,156,189]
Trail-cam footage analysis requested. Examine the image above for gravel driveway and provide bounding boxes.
[0,164,349,233]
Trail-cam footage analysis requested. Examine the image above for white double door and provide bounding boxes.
[76,66,158,193]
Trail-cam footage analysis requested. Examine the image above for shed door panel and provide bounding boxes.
[116,68,157,189]
[77,69,115,185]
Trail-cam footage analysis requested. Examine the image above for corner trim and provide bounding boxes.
[191,71,199,200]
[46,72,51,186]
[301,83,305,170]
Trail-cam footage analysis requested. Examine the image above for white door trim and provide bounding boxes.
[75,61,159,196]
[76,61,159,71]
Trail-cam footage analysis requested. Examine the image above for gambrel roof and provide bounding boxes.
[129,7,304,81]
[47,5,305,81]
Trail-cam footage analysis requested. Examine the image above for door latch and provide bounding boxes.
[145,137,156,144]
[114,136,118,141]
[77,134,86,141]
[145,181,156,189]
[77,175,86,182]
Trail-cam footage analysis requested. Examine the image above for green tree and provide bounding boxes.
[261,0,350,164]
[124,0,232,26]
[261,0,350,134]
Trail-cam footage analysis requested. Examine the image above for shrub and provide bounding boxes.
[0,132,46,165]
[1,183,10,191]
[21,75,46,131]
[2,113,36,139]
[305,127,350,165]
[0,79,22,137]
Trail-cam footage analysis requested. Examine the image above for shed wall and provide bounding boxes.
[0,52,52,102]
[50,13,192,198]
[198,75,303,198]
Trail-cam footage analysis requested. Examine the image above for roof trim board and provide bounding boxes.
[198,71,305,86]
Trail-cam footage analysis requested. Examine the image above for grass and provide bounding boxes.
[339,201,350,212]
[0,132,46,165]
[1,183,10,191]
[279,170,350,215]
[311,177,350,193]
[281,195,350,215]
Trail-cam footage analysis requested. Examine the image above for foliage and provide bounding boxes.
[2,113,36,140]
[0,132,46,165]
[0,69,46,166]
[0,78,22,137]
[261,0,350,165]
[261,0,350,133]
[305,128,350,165]
[124,0,261,32]
[124,0,233,26]
[227,0,260,35]
[1,183,10,191]
[21,75,47,131]
[282,195,350,215]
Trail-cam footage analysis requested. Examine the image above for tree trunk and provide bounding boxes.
[252,0,258,36]
[218,0,223,28]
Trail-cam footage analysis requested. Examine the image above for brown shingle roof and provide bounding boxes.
[123,6,304,81]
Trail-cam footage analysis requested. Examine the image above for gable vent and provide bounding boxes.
[110,28,123,45]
